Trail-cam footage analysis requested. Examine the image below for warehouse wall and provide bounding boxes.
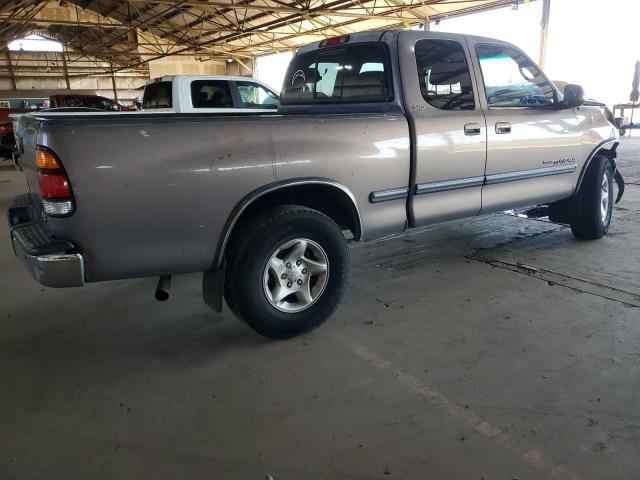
[0,48,236,105]
[147,56,226,78]
[225,61,254,78]
[0,0,254,105]
[0,73,146,104]
[138,30,227,78]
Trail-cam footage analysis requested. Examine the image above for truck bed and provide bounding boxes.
[19,110,411,281]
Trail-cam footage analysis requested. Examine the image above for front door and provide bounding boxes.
[469,42,582,213]
[399,32,488,226]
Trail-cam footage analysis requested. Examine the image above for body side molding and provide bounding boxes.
[369,187,409,203]
[485,164,576,185]
[416,176,484,194]
[370,164,578,205]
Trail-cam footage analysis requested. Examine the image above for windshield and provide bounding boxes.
[57,96,117,111]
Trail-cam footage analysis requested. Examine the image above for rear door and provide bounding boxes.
[469,41,582,213]
[398,31,487,226]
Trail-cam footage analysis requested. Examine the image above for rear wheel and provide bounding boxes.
[225,205,349,338]
[570,155,613,239]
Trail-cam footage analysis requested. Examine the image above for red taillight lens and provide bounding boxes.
[38,172,71,199]
[0,125,12,135]
[36,146,74,216]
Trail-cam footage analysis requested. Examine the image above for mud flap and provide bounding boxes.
[613,169,625,203]
[202,258,226,313]
[604,143,625,203]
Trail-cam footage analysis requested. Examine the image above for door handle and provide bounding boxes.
[464,123,482,136]
[495,122,511,134]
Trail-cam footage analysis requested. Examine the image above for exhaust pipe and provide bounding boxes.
[155,275,172,301]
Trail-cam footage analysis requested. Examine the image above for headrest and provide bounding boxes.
[422,64,469,86]
[344,71,384,87]
[193,91,208,107]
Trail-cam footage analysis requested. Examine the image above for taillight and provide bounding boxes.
[36,146,74,216]
[38,173,70,198]
[0,125,12,135]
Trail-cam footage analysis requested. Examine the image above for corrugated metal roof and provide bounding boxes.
[0,0,536,73]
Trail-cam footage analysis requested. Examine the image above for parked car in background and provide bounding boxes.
[142,75,280,112]
[49,94,131,111]
[9,31,624,339]
[0,120,17,161]
[10,108,106,170]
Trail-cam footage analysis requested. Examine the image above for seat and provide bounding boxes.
[193,91,209,108]
[209,91,225,107]
[342,71,386,100]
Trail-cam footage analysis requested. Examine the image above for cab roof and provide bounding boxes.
[296,29,517,56]
[145,75,267,85]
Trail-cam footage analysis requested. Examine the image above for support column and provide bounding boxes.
[110,64,119,102]
[61,47,71,89]
[4,48,17,90]
[538,0,551,69]
[423,15,430,31]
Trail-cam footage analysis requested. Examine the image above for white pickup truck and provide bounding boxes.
[142,75,280,113]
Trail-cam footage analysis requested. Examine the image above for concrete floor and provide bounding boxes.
[1,139,639,480]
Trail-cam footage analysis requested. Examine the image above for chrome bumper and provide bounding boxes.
[8,193,85,288]
[11,234,85,287]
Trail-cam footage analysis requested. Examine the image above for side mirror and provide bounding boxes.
[562,84,585,108]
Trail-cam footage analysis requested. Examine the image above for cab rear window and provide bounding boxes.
[143,81,172,109]
[281,43,391,104]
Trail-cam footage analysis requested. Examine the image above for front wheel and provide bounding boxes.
[224,205,350,338]
[570,155,613,240]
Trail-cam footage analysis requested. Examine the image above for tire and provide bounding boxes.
[570,155,613,240]
[224,205,350,339]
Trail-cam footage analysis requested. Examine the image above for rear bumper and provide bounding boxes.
[8,194,85,287]
[11,245,85,287]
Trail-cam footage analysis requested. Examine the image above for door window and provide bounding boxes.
[476,44,555,107]
[236,82,279,109]
[414,39,475,110]
[190,80,233,108]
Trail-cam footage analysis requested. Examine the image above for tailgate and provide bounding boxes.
[15,114,42,190]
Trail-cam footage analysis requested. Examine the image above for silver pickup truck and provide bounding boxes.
[8,30,624,338]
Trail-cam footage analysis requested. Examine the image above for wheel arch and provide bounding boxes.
[574,139,619,195]
[214,178,363,268]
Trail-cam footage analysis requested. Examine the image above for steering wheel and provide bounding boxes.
[519,94,549,106]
